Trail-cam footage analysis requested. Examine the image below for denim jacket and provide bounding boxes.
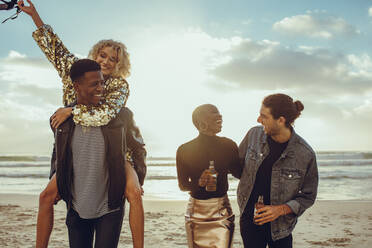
[237,126,318,241]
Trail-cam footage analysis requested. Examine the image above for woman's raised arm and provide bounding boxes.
[20,0,77,106]
[18,0,43,28]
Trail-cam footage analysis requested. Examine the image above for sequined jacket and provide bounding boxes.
[32,24,129,127]
[237,126,318,241]
[50,107,146,210]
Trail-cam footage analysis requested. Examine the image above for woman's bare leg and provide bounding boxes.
[125,161,144,248]
[36,175,59,248]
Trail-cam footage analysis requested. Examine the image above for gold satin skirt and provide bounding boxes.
[185,195,235,248]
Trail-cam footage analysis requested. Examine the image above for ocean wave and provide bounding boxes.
[0,162,50,168]
[0,173,48,179]
[2,174,370,181]
[321,175,372,180]
[316,152,372,160]
[0,161,177,168]
[147,162,176,167]
[0,174,177,180]
[146,176,177,180]
[0,156,50,162]
[318,159,372,166]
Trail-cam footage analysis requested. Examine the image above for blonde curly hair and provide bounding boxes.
[88,39,131,78]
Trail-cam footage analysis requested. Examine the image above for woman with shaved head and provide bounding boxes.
[176,104,243,248]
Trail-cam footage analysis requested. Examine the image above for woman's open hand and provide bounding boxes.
[50,107,73,129]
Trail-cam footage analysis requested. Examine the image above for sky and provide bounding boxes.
[0,0,372,156]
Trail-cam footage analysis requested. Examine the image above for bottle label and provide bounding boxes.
[206,162,217,192]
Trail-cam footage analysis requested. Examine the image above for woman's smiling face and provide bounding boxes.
[95,46,118,77]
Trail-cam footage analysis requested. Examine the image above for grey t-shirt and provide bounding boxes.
[71,125,119,219]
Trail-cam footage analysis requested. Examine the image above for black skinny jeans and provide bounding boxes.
[240,208,292,248]
[66,206,124,248]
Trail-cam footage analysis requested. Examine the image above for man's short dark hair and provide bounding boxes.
[70,59,101,83]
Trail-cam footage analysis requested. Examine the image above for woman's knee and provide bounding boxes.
[125,181,142,204]
[39,187,57,206]
[125,162,143,203]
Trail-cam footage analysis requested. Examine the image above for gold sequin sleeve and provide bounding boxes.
[32,24,129,126]
[32,24,77,106]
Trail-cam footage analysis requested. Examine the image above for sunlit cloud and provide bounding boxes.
[354,99,372,116]
[273,13,359,39]
[2,50,49,68]
[210,40,372,97]
[0,51,63,154]
[202,33,372,151]
[0,96,54,155]
[1,17,372,155]
[127,27,245,155]
[0,51,61,89]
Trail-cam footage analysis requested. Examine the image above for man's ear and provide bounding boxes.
[278,116,286,126]
[199,121,208,132]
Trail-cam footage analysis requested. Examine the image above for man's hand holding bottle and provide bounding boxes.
[254,203,293,225]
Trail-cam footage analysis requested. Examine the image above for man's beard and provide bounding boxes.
[265,125,280,137]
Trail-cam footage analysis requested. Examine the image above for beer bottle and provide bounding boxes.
[206,161,217,192]
[253,195,264,224]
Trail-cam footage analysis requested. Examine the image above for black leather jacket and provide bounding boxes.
[50,107,146,210]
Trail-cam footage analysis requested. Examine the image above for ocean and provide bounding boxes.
[0,152,372,201]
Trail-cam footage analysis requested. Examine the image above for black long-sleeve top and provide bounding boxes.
[176,133,242,200]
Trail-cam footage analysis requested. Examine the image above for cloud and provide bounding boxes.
[273,13,359,39]
[2,50,50,68]
[128,27,372,151]
[0,51,63,154]
[2,27,372,155]
[9,84,61,106]
[369,7,372,17]
[354,99,372,117]
[0,95,56,154]
[210,40,372,98]
[0,51,60,90]
[0,51,62,103]
[206,35,372,150]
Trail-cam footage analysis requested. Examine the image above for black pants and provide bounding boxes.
[66,207,124,248]
[240,214,292,248]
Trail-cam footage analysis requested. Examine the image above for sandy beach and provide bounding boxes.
[0,194,371,247]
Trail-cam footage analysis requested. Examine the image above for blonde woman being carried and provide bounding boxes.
[18,1,145,247]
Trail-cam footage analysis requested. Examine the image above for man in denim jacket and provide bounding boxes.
[238,93,318,248]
